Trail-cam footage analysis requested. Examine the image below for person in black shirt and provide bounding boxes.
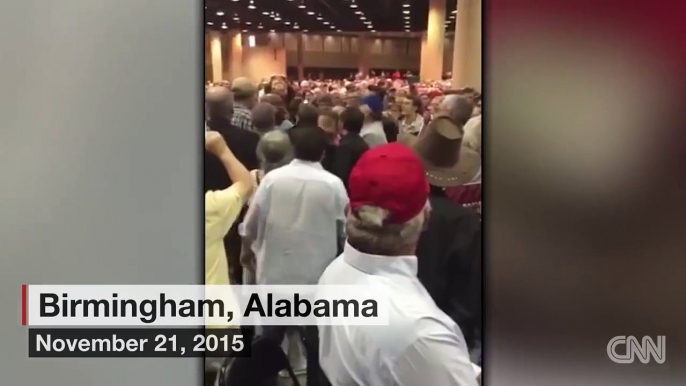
[332,107,369,190]
[205,86,260,284]
[381,115,399,143]
[318,110,339,174]
[403,96,482,365]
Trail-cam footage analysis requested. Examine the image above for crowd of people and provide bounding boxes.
[204,73,483,386]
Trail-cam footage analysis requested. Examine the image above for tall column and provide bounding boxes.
[357,34,369,77]
[452,0,482,90]
[228,31,243,80]
[209,31,223,83]
[297,33,305,80]
[420,0,446,82]
[420,33,428,76]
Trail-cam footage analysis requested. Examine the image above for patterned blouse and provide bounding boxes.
[400,114,425,135]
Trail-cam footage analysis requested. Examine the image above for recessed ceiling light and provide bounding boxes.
[371,29,376,32]
[285,21,291,25]
[248,4,256,9]
[207,22,213,25]
[403,3,410,7]
[450,15,455,19]
[307,11,315,15]
[246,21,252,25]
[323,21,330,25]
[330,25,335,29]
[350,4,358,8]
[233,16,240,21]
[298,4,306,8]
[316,16,323,20]
[270,29,275,32]
[262,11,269,15]
[216,11,224,16]
[258,25,263,29]
[452,10,457,14]
[221,25,228,29]
[360,16,366,20]
[242,29,248,32]
[355,11,362,15]
[337,29,342,32]
[403,10,410,14]
[294,25,300,29]
[404,15,410,19]
[364,21,371,24]
[231,0,239,2]
[274,17,281,21]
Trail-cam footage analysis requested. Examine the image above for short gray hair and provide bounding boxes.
[440,95,474,126]
[256,130,293,174]
[346,202,429,256]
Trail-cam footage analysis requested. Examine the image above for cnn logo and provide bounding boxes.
[607,336,666,364]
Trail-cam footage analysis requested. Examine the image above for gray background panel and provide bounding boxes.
[0,0,202,384]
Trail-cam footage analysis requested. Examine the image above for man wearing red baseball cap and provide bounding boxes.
[317,143,478,386]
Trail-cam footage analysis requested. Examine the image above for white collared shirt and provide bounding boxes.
[318,243,478,386]
[360,121,388,148]
[463,115,482,155]
[400,114,425,135]
[239,159,348,285]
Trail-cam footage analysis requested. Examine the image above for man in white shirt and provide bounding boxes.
[240,124,348,386]
[318,143,478,386]
[359,94,389,148]
[240,124,348,285]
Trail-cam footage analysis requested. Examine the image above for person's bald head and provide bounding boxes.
[438,95,474,126]
[205,86,234,121]
[252,103,277,135]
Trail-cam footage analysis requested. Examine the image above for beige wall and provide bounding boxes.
[241,46,287,84]
[260,32,421,70]
[205,31,457,79]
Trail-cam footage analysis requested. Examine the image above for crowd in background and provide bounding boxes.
[204,72,482,386]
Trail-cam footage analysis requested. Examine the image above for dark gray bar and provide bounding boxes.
[28,329,251,358]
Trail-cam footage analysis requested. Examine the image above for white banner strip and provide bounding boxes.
[27,285,389,327]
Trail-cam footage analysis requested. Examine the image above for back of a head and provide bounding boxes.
[297,103,320,127]
[251,103,277,134]
[440,95,474,126]
[260,93,284,108]
[318,110,338,133]
[340,107,365,134]
[231,77,256,103]
[205,86,234,122]
[289,125,328,162]
[261,93,287,124]
[256,130,293,173]
[345,144,430,256]
[314,94,333,109]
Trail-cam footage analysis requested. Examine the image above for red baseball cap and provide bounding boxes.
[348,143,430,224]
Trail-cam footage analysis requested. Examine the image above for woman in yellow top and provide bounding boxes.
[205,131,254,286]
